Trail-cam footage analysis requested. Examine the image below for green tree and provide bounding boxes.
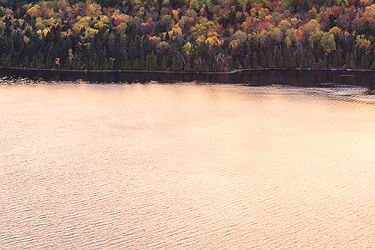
[171,57,183,71]
[252,51,258,68]
[320,33,336,56]
[146,53,158,70]
[349,51,356,69]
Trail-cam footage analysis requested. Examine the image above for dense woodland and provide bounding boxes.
[1,0,375,71]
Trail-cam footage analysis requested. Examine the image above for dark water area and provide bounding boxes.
[1,67,375,90]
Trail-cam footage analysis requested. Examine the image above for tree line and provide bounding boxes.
[1,0,375,71]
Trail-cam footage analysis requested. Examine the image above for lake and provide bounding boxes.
[1,82,375,248]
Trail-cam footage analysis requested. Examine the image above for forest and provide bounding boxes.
[1,0,375,71]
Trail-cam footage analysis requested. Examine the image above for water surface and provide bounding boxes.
[1,83,375,248]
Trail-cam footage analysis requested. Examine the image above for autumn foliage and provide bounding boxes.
[1,0,375,71]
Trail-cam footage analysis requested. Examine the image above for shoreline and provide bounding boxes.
[1,67,374,92]
[2,67,375,74]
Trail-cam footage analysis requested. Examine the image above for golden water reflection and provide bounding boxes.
[1,83,375,248]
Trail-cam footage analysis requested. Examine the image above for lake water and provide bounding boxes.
[1,83,375,248]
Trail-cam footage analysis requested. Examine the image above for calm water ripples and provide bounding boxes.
[1,83,375,248]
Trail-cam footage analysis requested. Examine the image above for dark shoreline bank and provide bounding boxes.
[1,67,375,92]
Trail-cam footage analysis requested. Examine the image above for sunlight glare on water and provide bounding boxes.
[1,83,375,248]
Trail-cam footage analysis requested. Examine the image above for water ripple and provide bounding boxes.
[1,83,375,248]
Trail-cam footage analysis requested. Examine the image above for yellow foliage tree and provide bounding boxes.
[182,42,192,55]
[205,36,220,48]
[356,35,371,55]
[26,5,41,18]
[72,16,91,33]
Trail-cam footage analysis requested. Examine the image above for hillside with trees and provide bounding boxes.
[1,0,375,71]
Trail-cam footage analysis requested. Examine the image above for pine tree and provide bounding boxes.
[3,53,13,67]
[161,56,169,70]
[132,58,145,70]
[121,59,131,69]
[304,50,315,68]
[320,58,327,68]
[259,50,266,68]
[235,59,242,69]
[128,40,138,61]
[296,50,303,67]
[290,54,297,68]
[146,53,158,70]
[370,51,375,70]
[265,50,275,68]
[332,50,339,68]
[349,51,356,69]
[281,42,291,67]
[171,57,183,71]
[252,51,258,68]
[184,57,191,72]
[360,53,368,69]
[276,50,283,68]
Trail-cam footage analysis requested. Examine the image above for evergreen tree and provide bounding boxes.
[121,59,131,69]
[265,49,275,68]
[371,51,375,70]
[161,56,170,70]
[171,57,183,71]
[3,53,12,67]
[258,51,266,68]
[146,53,158,70]
[349,51,356,69]
[276,50,283,68]
[360,53,369,69]
[290,54,297,68]
[252,51,258,68]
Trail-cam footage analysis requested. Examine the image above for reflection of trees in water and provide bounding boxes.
[0,68,374,92]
